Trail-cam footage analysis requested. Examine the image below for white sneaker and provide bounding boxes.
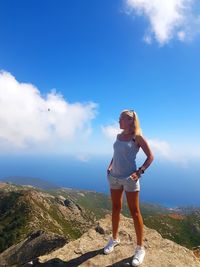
[103,237,120,254]
[132,246,145,266]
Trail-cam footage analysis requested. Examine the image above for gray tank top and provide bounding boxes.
[110,136,139,179]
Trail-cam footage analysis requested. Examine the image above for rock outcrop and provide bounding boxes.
[0,230,67,267]
[34,213,200,267]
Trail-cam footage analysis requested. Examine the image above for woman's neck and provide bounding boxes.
[122,130,134,136]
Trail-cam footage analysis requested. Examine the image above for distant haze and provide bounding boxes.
[0,154,199,208]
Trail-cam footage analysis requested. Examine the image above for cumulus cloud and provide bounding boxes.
[125,0,200,45]
[148,138,171,158]
[146,138,189,166]
[101,123,121,140]
[0,70,98,153]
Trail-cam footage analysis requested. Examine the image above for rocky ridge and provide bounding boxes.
[35,213,200,267]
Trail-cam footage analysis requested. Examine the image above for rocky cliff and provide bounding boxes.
[38,214,200,267]
[34,214,200,266]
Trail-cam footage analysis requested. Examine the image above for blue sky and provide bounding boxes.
[0,0,200,165]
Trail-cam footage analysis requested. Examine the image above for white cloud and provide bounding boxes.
[177,30,186,40]
[148,138,171,158]
[0,70,98,154]
[147,138,189,167]
[101,122,189,165]
[101,123,121,140]
[125,0,200,45]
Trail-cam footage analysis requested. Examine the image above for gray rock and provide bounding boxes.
[37,213,200,267]
[0,231,67,267]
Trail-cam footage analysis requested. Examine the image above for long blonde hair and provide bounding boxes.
[121,109,143,136]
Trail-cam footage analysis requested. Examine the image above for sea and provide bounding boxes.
[0,154,200,208]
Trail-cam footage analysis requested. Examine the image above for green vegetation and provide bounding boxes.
[61,189,200,249]
[0,192,30,252]
[62,190,171,219]
[1,183,200,254]
[70,191,112,219]
[143,213,200,249]
[48,206,82,239]
[26,192,82,240]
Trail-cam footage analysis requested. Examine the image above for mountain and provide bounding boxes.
[0,182,96,254]
[143,211,200,249]
[0,176,59,190]
[50,186,200,250]
[1,214,200,267]
[0,181,200,266]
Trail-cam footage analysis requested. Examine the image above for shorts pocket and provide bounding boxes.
[128,176,138,183]
[107,173,117,184]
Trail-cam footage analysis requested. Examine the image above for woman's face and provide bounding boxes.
[119,113,135,131]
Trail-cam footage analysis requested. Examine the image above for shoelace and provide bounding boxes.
[105,238,114,248]
[107,238,118,247]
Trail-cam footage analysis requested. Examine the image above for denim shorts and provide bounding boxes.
[107,172,140,192]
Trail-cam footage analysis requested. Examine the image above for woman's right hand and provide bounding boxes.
[130,171,140,181]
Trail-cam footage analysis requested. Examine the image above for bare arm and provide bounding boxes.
[107,158,113,172]
[131,135,154,181]
[130,135,154,181]
[136,135,154,171]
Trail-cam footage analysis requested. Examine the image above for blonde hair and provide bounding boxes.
[121,109,143,136]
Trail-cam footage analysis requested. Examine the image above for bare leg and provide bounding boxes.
[110,188,124,239]
[125,191,144,246]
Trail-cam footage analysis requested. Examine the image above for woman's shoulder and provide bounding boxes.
[135,134,142,141]
[135,134,148,146]
[134,134,143,148]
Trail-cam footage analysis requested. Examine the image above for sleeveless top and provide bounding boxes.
[110,136,140,179]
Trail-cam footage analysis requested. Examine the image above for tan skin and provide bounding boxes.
[107,112,154,246]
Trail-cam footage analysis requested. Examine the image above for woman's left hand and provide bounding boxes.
[130,171,141,181]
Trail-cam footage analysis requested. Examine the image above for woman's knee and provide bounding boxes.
[130,207,141,218]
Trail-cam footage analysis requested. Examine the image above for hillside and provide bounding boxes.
[0,176,59,190]
[0,181,200,264]
[1,214,200,267]
[0,182,96,253]
[48,186,200,250]
[143,211,200,249]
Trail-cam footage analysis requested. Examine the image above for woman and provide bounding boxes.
[103,110,154,266]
